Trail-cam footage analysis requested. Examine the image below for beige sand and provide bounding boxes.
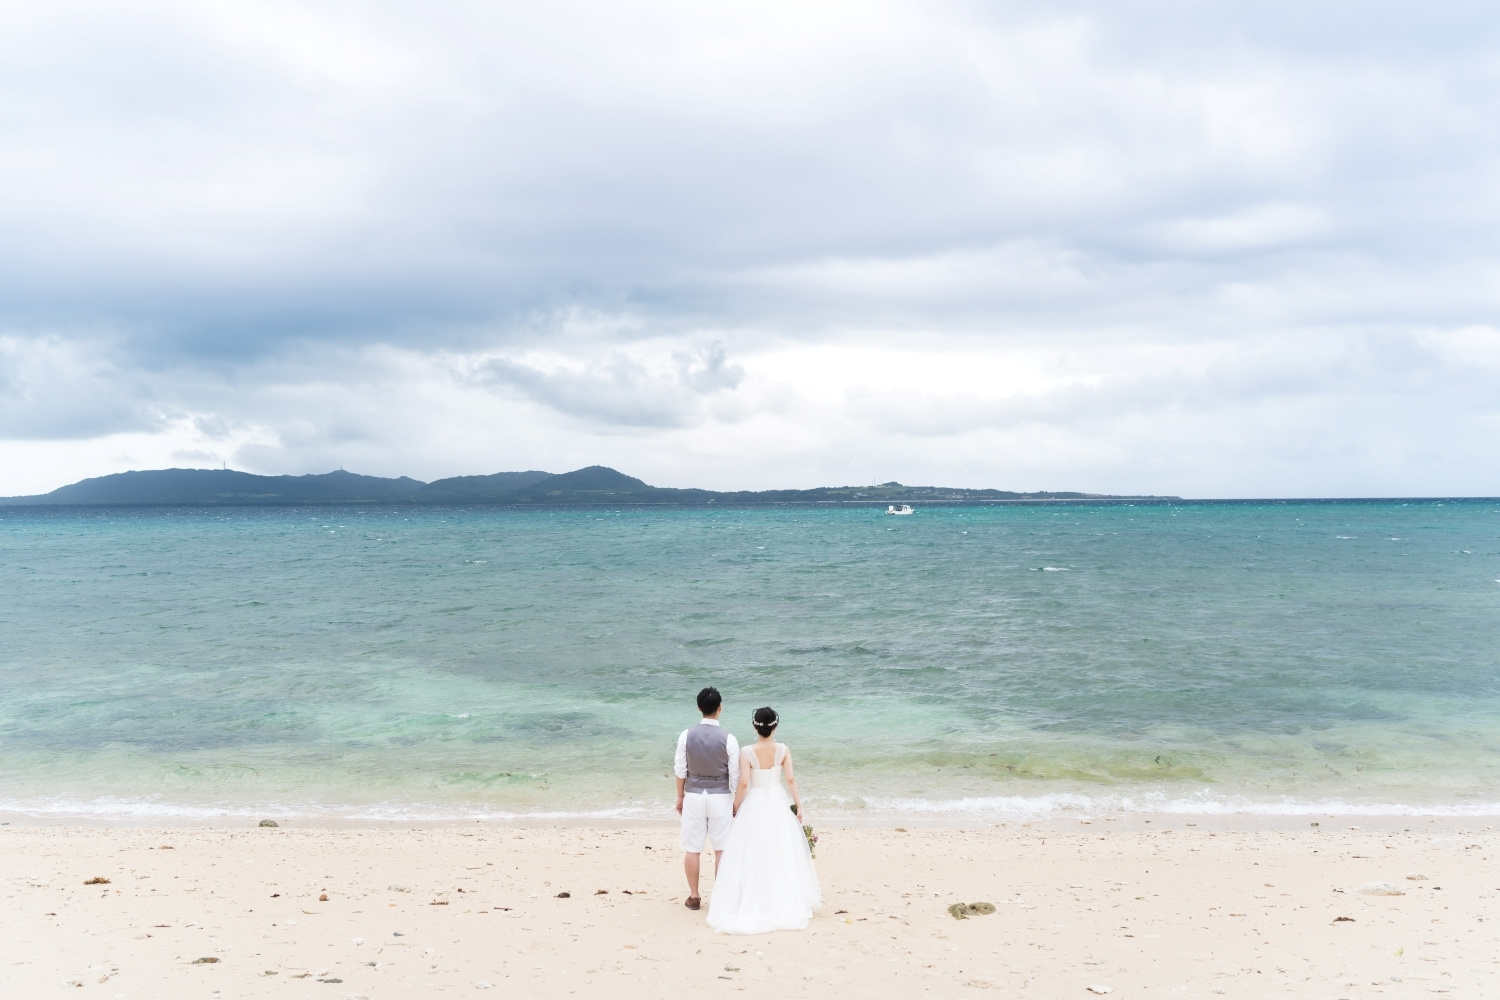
[3,821,1497,998]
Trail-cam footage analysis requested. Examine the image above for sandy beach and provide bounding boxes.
[4,819,1496,998]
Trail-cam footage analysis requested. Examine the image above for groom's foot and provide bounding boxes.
[684,896,701,910]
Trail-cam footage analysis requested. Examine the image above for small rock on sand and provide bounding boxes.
[258,819,278,827]
[1355,882,1404,896]
[191,957,219,964]
[474,981,493,989]
[83,877,110,885]
[1405,873,1428,880]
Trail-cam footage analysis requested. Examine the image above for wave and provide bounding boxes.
[851,789,1500,818]
[0,795,664,823]
[5,788,1500,822]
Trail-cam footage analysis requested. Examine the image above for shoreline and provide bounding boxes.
[3,810,1497,834]
[6,823,1496,997]
[7,789,1500,831]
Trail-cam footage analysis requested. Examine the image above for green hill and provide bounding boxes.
[0,465,1172,507]
[1,468,425,506]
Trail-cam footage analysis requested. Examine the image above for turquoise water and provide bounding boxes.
[2,501,1499,821]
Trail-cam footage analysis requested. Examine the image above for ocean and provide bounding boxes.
[2,500,1498,823]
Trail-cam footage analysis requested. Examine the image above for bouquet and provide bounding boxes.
[790,803,818,857]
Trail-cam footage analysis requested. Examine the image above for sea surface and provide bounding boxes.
[2,501,1498,823]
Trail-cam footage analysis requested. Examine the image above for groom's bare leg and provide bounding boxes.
[683,850,724,900]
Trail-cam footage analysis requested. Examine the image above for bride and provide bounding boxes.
[706,707,822,933]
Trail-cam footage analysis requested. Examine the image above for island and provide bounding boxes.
[0,465,1176,507]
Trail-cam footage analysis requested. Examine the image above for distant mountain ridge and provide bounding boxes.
[403,470,553,501]
[9,468,427,506]
[0,465,1173,507]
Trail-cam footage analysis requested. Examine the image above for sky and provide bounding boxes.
[2,0,1499,498]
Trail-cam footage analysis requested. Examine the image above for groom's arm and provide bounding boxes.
[725,733,740,796]
[673,730,689,815]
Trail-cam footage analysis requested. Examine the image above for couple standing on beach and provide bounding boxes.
[674,686,823,934]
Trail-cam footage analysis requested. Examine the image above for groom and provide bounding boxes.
[674,686,739,910]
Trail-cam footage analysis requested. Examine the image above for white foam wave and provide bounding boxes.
[0,795,665,823]
[5,789,1500,823]
[853,790,1500,819]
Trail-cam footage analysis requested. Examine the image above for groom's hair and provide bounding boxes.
[696,687,722,715]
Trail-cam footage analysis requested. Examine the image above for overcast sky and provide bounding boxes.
[2,0,1498,497]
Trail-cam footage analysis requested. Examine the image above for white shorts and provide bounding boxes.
[679,791,733,853]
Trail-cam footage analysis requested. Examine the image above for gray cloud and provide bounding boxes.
[1,1,1495,343]
[474,343,745,428]
[0,1,1498,495]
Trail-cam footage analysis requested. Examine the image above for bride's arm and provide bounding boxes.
[783,748,804,823]
[732,753,751,816]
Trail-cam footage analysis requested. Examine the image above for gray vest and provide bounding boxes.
[684,723,731,794]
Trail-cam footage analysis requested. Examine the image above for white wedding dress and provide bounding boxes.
[706,743,822,934]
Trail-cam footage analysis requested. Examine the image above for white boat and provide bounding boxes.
[886,504,914,515]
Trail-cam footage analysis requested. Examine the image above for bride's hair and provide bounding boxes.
[752,707,779,737]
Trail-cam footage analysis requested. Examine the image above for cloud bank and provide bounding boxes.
[2,0,1498,496]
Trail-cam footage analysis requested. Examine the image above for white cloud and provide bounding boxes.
[0,334,165,439]
[1146,203,1331,254]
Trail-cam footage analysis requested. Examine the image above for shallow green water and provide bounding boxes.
[2,501,1498,820]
